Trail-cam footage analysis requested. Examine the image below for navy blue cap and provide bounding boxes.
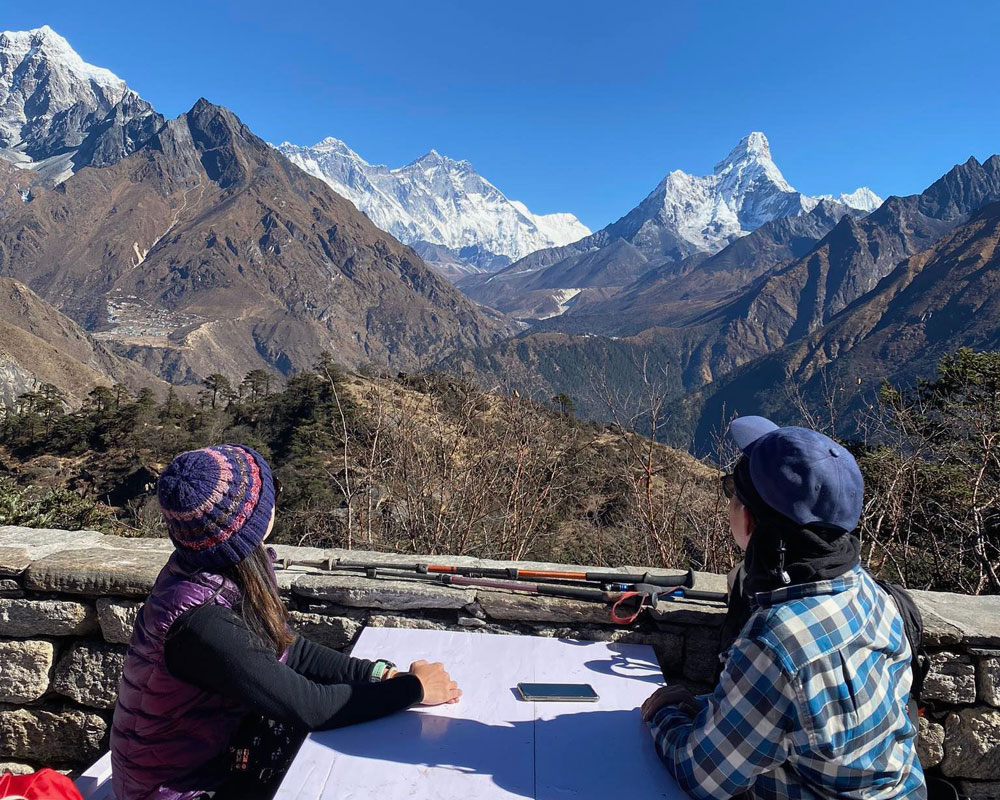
[728,416,864,532]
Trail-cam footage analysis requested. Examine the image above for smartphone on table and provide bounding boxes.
[516,682,599,702]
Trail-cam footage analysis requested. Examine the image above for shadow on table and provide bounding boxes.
[551,638,664,686]
[313,707,668,799]
[582,648,665,685]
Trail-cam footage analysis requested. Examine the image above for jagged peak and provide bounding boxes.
[715,131,772,174]
[408,148,472,170]
[0,25,125,90]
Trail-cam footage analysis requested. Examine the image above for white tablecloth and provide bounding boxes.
[275,627,688,800]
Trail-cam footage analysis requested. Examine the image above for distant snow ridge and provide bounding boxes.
[275,138,591,269]
[647,132,882,253]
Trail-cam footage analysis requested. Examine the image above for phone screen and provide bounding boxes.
[517,682,599,701]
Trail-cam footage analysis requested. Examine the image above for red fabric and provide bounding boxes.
[0,768,84,800]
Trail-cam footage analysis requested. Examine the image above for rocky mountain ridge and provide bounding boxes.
[0,98,514,386]
[682,200,1000,449]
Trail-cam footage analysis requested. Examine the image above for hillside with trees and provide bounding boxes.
[1,350,995,595]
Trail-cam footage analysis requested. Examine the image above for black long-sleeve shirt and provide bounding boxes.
[163,604,423,730]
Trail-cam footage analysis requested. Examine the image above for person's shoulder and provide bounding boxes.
[169,600,244,644]
[746,571,871,674]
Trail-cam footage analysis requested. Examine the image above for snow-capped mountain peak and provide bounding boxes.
[0,26,161,184]
[636,132,882,254]
[276,138,591,272]
[814,186,883,213]
[0,26,127,156]
[716,131,772,171]
[0,25,124,92]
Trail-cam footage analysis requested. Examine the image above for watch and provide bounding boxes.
[370,659,397,682]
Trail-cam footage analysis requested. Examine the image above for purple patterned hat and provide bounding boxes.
[157,444,276,571]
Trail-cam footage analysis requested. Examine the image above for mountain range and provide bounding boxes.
[0,97,513,384]
[459,133,880,321]
[276,138,590,279]
[445,153,1000,449]
[682,198,1000,449]
[0,24,997,460]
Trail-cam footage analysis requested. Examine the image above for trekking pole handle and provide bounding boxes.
[585,568,694,589]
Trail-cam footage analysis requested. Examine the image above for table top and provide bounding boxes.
[275,627,687,800]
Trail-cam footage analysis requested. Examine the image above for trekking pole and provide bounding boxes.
[275,557,695,592]
[291,566,726,625]
[372,568,616,602]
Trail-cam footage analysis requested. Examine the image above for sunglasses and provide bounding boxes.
[721,473,737,500]
[273,475,283,503]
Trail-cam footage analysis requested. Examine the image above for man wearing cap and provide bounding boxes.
[641,417,925,799]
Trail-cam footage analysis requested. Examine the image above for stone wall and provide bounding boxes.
[1,527,998,797]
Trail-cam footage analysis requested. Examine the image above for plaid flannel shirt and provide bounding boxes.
[648,566,926,799]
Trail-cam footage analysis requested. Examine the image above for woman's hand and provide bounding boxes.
[641,684,700,721]
[408,660,462,705]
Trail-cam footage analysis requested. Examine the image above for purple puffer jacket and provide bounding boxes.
[111,553,250,800]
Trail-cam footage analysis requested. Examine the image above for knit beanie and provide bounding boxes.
[157,444,276,572]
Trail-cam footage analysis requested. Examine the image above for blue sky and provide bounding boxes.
[9,1,1000,230]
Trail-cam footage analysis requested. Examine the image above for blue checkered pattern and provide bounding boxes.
[648,567,926,799]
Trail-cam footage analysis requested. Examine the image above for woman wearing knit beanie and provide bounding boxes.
[110,444,460,800]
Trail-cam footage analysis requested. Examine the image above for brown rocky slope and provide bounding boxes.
[0,99,513,384]
[0,277,162,406]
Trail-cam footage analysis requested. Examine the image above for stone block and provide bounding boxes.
[0,527,106,560]
[942,708,1000,779]
[0,640,54,703]
[918,716,945,768]
[52,642,126,709]
[683,628,723,683]
[650,631,687,674]
[97,598,143,645]
[912,589,1000,647]
[0,548,31,578]
[25,546,168,597]
[288,611,361,650]
[0,598,97,637]
[0,761,36,775]
[477,591,612,625]
[0,706,106,764]
[977,657,1000,708]
[923,651,977,704]
[293,574,474,610]
[648,599,727,628]
[366,614,452,631]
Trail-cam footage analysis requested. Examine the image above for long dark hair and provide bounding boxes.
[224,544,294,656]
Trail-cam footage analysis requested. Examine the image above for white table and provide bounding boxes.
[275,627,687,800]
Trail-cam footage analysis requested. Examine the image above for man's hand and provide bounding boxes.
[641,684,700,721]
[408,660,462,705]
